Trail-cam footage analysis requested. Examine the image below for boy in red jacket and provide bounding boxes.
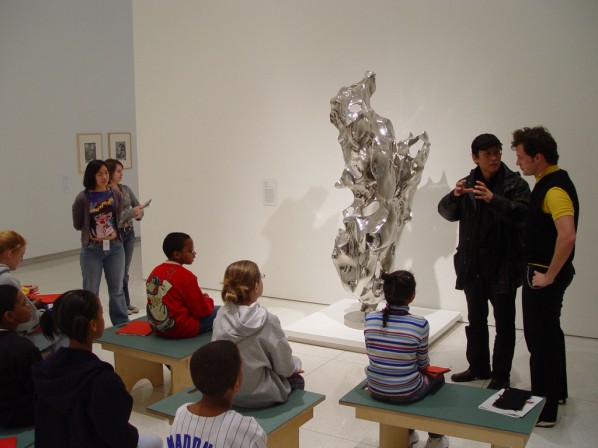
[146,232,219,338]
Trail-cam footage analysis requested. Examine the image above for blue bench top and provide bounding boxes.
[340,380,544,436]
[148,387,325,434]
[0,426,34,448]
[96,315,212,359]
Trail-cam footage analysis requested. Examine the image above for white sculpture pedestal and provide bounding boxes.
[284,298,461,353]
[344,309,367,330]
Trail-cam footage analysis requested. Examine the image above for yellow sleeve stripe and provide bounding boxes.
[542,187,574,220]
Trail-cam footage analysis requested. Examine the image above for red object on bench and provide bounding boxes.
[115,321,153,336]
[0,436,17,448]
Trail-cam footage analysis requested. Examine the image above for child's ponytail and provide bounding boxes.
[41,290,100,343]
[380,270,416,327]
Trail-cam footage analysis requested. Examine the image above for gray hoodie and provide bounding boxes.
[212,302,302,408]
[0,264,39,333]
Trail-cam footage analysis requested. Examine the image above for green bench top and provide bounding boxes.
[0,426,34,448]
[148,387,325,434]
[96,316,212,359]
[340,380,544,436]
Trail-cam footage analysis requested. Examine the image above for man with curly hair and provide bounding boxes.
[512,126,579,428]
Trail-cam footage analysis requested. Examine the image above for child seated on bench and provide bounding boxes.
[212,260,304,407]
[146,232,219,338]
[168,340,267,448]
[33,289,162,448]
[364,270,449,448]
[0,285,42,428]
[0,229,66,354]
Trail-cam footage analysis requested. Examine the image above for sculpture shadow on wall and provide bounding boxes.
[261,185,339,302]
[394,172,456,307]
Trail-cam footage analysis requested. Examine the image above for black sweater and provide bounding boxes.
[32,347,139,448]
[0,330,42,428]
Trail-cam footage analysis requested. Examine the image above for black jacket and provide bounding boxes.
[32,348,139,448]
[0,331,42,428]
[438,163,531,293]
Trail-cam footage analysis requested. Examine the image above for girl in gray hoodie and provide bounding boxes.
[212,260,303,408]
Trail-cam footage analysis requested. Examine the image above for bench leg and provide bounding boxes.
[169,360,193,394]
[269,429,299,448]
[380,424,410,448]
[267,407,314,448]
[114,352,164,391]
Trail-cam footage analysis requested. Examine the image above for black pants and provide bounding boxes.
[522,263,573,422]
[463,277,516,381]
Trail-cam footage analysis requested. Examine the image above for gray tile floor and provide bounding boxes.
[18,242,598,447]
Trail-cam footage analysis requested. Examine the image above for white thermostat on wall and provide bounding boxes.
[263,179,277,206]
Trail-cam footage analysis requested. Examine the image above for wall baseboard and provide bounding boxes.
[21,237,141,267]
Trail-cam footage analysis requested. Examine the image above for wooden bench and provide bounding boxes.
[0,426,34,448]
[340,380,544,448]
[96,316,212,394]
[148,387,325,448]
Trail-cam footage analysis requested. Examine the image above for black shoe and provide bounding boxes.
[487,378,510,390]
[451,369,491,383]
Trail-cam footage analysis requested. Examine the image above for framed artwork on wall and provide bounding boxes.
[108,132,132,169]
[77,133,103,173]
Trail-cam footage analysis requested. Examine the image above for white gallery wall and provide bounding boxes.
[133,0,597,337]
[0,0,140,258]
[3,1,592,336]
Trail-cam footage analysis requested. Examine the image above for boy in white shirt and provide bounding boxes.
[168,340,267,448]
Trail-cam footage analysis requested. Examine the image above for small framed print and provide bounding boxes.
[108,132,132,169]
[77,133,103,173]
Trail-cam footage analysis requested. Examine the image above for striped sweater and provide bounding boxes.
[364,305,430,399]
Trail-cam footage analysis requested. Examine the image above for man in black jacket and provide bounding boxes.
[438,133,530,390]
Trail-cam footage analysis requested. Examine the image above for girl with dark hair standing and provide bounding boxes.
[364,270,449,448]
[72,160,128,325]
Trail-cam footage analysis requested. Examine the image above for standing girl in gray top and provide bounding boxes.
[106,159,144,315]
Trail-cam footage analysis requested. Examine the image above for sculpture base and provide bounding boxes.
[284,298,461,353]
[344,310,365,330]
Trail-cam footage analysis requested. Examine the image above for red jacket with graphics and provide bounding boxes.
[146,262,214,338]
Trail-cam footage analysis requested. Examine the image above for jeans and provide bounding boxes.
[198,306,220,334]
[80,242,129,325]
[371,374,445,438]
[120,227,136,307]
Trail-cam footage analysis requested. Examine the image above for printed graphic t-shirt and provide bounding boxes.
[88,190,118,239]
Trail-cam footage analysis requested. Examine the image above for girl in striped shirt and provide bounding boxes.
[364,270,449,448]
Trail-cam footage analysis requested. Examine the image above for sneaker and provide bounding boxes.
[535,420,556,428]
[127,305,139,315]
[451,369,491,383]
[409,430,419,447]
[425,435,449,448]
[558,398,567,405]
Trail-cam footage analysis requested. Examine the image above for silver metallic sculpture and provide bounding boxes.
[330,71,431,313]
